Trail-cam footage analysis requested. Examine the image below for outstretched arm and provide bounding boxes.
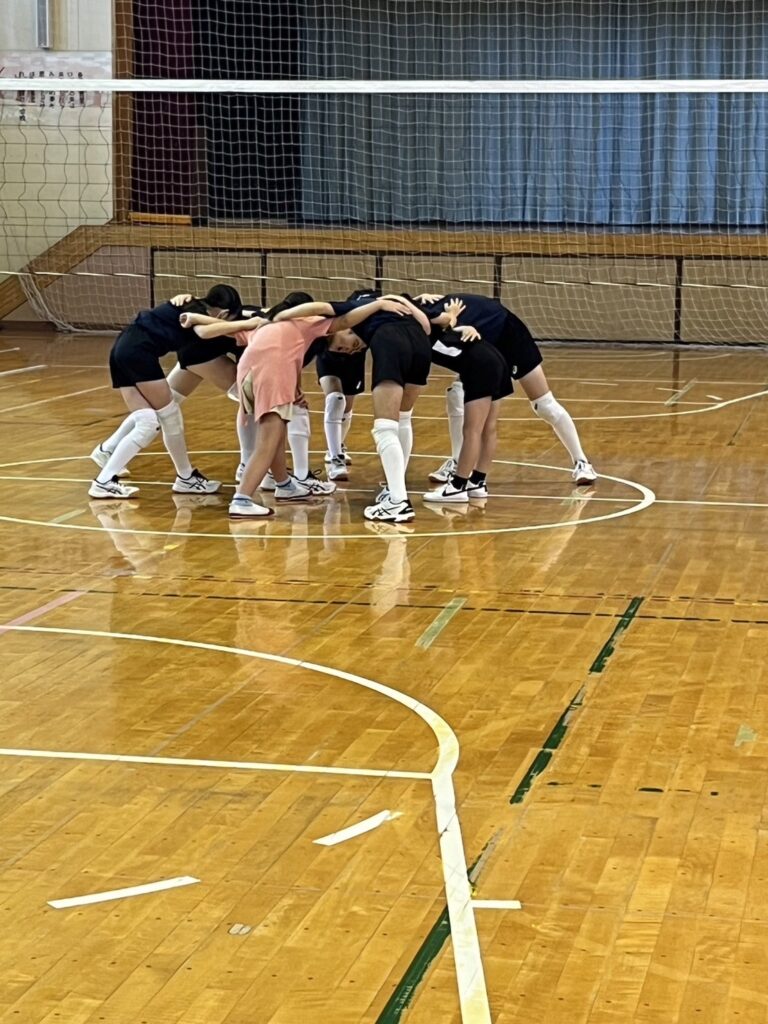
[381,294,432,335]
[179,311,267,339]
[272,301,335,321]
[332,297,410,331]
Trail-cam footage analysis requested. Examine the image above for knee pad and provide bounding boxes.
[446,381,465,416]
[288,406,311,438]
[156,400,184,436]
[133,407,161,447]
[372,418,400,453]
[324,391,345,422]
[530,391,561,425]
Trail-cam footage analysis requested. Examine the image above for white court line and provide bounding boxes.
[707,394,724,401]
[313,809,402,846]
[0,385,107,414]
[0,364,46,378]
[0,347,21,354]
[49,875,199,909]
[0,746,430,780]
[472,899,522,910]
[0,454,654,541]
[664,379,698,405]
[1,625,491,1024]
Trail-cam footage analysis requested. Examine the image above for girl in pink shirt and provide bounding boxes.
[181,296,412,518]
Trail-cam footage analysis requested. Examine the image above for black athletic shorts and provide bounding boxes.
[368,319,432,389]
[432,342,513,403]
[315,349,366,395]
[177,336,242,370]
[108,324,166,389]
[493,312,542,380]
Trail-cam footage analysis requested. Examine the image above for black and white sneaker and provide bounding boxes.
[429,458,457,484]
[324,445,352,465]
[364,496,415,522]
[466,479,489,498]
[573,460,597,486]
[172,469,221,494]
[88,476,139,499]
[423,481,469,504]
[296,471,337,496]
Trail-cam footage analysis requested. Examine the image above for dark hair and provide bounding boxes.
[203,284,242,318]
[179,298,208,315]
[346,288,380,301]
[265,290,314,321]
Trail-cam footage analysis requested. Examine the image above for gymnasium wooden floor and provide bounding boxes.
[0,329,767,1024]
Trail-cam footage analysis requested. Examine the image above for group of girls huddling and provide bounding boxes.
[90,283,596,523]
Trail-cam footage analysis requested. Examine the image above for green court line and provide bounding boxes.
[589,596,644,673]
[376,596,644,1022]
[415,597,466,649]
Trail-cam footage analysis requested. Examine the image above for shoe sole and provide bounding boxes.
[574,475,597,486]
[228,511,274,519]
[172,484,222,494]
[423,495,469,504]
[428,473,450,483]
[328,472,348,481]
[275,494,314,502]
[88,489,138,499]
[364,509,415,523]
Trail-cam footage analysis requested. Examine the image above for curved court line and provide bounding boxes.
[0,454,654,542]
[298,386,768,422]
[3,624,491,1023]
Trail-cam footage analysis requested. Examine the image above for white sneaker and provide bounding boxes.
[228,496,274,519]
[324,445,352,465]
[260,471,277,492]
[90,444,130,477]
[88,476,139,499]
[274,476,313,502]
[327,455,348,481]
[466,479,489,498]
[429,458,457,483]
[296,471,337,496]
[423,481,469,504]
[235,462,245,484]
[573,460,597,486]
[364,497,415,522]
[172,469,221,494]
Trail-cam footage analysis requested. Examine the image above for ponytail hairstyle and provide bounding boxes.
[265,290,315,321]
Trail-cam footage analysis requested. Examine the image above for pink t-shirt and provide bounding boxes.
[235,316,338,419]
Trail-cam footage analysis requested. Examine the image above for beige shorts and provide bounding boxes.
[239,373,293,421]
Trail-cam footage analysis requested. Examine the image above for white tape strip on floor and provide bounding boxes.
[313,809,402,846]
[48,875,200,909]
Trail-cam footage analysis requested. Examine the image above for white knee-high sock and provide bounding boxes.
[324,392,345,459]
[342,409,353,443]
[288,406,311,479]
[446,382,465,462]
[398,409,414,468]
[156,400,194,478]
[100,413,136,454]
[531,391,587,464]
[95,408,160,482]
[372,418,407,503]
[236,408,256,465]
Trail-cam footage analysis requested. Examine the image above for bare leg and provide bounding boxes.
[455,397,491,479]
[237,413,286,498]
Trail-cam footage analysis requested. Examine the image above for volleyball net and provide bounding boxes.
[2,3,768,342]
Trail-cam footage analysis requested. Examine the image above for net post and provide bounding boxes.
[673,256,684,344]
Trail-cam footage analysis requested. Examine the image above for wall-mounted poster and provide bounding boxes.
[0,51,111,124]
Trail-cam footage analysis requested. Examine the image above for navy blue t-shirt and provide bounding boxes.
[329,293,401,346]
[134,302,196,356]
[418,293,509,343]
